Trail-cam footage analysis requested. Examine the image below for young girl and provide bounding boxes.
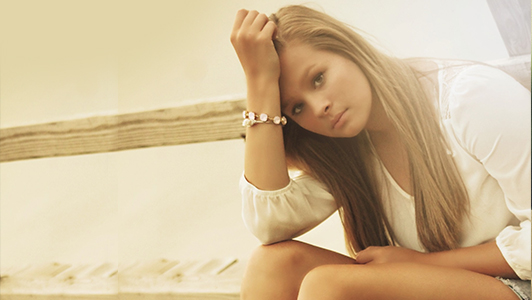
[230,5,531,300]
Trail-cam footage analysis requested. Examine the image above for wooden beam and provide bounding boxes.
[0,99,246,163]
[0,259,243,299]
[486,0,531,56]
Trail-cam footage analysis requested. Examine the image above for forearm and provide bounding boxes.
[230,9,290,191]
[421,241,518,278]
[244,78,290,190]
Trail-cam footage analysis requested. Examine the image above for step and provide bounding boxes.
[0,258,245,300]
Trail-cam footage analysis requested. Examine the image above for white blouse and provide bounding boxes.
[239,64,531,280]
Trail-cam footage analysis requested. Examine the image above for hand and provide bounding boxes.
[356,246,426,265]
[230,9,280,83]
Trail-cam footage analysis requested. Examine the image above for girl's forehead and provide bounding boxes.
[281,42,318,58]
[278,46,320,107]
[280,43,338,69]
[279,44,335,79]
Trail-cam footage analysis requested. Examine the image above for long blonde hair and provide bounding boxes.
[271,5,470,254]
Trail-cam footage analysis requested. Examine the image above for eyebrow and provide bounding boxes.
[304,63,317,82]
[281,63,316,111]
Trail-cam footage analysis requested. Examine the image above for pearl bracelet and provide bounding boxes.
[242,110,287,127]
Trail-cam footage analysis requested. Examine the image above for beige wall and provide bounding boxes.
[1,0,506,127]
[0,0,508,267]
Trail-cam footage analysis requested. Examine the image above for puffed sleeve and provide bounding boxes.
[448,65,531,279]
[239,172,338,245]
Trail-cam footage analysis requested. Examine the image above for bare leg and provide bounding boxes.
[240,240,519,300]
[298,262,519,300]
[240,240,355,300]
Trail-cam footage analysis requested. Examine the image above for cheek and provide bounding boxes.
[297,118,329,135]
[294,118,310,131]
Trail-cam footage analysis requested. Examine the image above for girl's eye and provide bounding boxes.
[313,72,324,88]
[292,103,304,115]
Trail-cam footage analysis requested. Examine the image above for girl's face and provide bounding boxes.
[279,42,374,138]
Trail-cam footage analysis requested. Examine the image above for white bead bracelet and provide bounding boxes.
[242,110,287,127]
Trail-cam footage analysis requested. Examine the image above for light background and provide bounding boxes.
[0,0,508,267]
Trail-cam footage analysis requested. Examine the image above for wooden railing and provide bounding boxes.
[0,99,246,163]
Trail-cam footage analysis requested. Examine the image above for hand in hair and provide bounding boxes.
[230,9,280,83]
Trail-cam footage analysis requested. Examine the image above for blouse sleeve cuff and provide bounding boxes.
[239,171,337,245]
[495,220,531,280]
[239,171,294,197]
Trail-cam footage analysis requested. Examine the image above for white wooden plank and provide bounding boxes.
[0,258,246,300]
[118,259,243,295]
[0,263,119,295]
[0,259,244,297]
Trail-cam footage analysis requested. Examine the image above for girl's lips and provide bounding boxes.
[332,110,346,129]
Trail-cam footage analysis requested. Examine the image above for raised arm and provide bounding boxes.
[230,9,290,190]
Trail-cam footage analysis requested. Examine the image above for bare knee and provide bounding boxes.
[243,240,316,287]
[298,264,376,300]
[241,240,325,300]
[298,265,350,300]
[246,240,311,273]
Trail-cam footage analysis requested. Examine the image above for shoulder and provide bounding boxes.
[445,64,531,158]
[447,64,530,119]
[449,64,522,94]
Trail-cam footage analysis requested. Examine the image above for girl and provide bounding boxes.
[230,5,531,300]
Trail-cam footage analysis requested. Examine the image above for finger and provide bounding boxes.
[354,249,372,264]
[231,9,249,34]
[261,20,277,40]
[355,256,371,264]
[249,13,269,33]
[352,251,359,261]
[240,10,260,30]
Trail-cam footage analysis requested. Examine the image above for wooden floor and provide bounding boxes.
[0,258,244,299]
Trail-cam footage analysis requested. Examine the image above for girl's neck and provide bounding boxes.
[365,95,396,136]
[365,59,440,138]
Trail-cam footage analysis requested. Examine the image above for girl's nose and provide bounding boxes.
[311,97,331,117]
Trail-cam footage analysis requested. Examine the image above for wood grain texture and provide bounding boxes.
[0,259,243,299]
[0,100,246,163]
[487,0,531,56]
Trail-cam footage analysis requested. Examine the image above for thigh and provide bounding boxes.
[245,239,355,274]
[298,262,520,300]
[241,240,356,300]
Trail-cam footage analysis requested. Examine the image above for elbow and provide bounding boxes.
[243,215,295,245]
[256,233,292,246]
[247,222,292,245]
